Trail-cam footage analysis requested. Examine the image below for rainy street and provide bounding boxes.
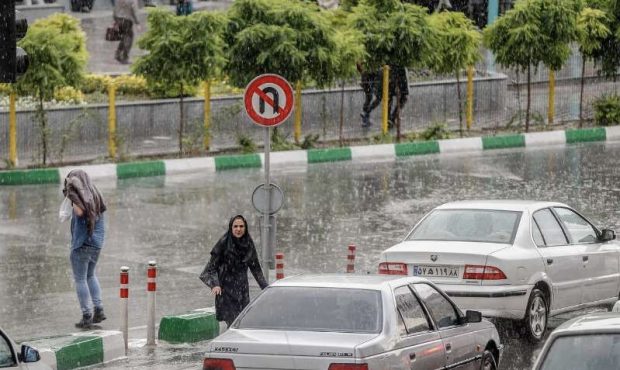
[1,141,620,369]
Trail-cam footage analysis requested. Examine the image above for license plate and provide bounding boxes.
[413,265,460,278]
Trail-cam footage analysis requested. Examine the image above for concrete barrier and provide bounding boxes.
[2,127,620,186]
[158,308,219,344]
[28,330,125,370]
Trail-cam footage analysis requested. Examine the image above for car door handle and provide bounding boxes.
[409,353,416,361]
[583,256,589,262]
[445,343,452,352]
[547,258,554,265]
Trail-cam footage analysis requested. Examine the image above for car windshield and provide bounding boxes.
[407,209,521,244]
[540,334,620,370]
[235,286,382,333]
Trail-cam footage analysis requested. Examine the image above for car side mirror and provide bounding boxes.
[464,310,482,323]
[20,344,40,363]
[600,229,616,242]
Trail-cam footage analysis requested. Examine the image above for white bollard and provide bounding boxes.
[146,261,157,346]
[119,266,129,355]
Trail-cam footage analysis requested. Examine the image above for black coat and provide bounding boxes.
[199,219,268,323]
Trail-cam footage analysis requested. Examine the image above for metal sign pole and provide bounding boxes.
[262,127,271,282]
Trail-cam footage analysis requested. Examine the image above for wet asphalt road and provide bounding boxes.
[1,141,619,369]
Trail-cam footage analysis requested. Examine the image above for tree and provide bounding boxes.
[224,0,340,88]
[133,8,226,154]
[15,13,88,165]
[349,0,434,140]
[576,7,610,126]
[426,11,481,137]
[484,1,542,132]
[587,0,620,79]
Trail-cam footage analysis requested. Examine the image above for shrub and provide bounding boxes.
[421,122,452,140]
[54,86,84,104]
[81,74,112,94]
[593,94,620,126]
[0,83,11,96]
[114,75,148,95]
[237,134,257,153]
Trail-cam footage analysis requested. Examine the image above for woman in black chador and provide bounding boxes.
[200,215,268,327]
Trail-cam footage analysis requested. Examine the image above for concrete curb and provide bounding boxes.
[28,330,125,370]
[158,308,220,344]
[2,127,619,186]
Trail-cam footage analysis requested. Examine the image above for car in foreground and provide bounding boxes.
[0,326,51,370]
[532,312,620,370]
[378,200,620,342]
[203,274,502,370]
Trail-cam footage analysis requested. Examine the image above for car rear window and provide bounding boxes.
[539,334,620,370]
[407,209,521,244]
[235,287,382,333]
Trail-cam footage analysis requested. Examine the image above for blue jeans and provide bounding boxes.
[70,246,103,315]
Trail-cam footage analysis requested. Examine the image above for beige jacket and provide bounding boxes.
[113,0,139,24]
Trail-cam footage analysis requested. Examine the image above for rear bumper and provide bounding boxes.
[441,284,533,320]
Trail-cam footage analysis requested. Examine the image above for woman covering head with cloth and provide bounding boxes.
[200,215,268,327]
[62,169,107,329]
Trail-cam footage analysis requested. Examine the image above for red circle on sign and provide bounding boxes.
[244,74,294,127]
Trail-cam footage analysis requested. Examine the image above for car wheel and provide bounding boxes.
[480,349,497,370]
[523,288,547,343]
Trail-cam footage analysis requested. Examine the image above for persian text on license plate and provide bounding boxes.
[413,265,459,278]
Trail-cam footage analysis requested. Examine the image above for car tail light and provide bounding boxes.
[378,262,408,275]
[203,358,236,370]
[462,265,507,280]
[328,364,369,370]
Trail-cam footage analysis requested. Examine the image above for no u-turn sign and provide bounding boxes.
[244,74,294,127]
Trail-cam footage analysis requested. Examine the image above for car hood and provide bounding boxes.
[207,329,378,357]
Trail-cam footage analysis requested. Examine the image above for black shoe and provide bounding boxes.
[75,313,93,329]
[93,307,106,323]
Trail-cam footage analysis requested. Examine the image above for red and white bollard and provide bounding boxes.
[146,261,157,346]
[346,244,356,273]
[275,252,284,280]
[120,266,129,355]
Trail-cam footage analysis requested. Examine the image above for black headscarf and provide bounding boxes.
[223,214,253,262]
[62,169,107,235]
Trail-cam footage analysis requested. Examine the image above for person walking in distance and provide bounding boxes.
[63,170,107,329]
[200,215,269,327]
[113,0,140,64]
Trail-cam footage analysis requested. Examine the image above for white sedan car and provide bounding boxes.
[0,326,51,370]
[378,200,620,343]
[532,312,620,370]
[203,274,502,370]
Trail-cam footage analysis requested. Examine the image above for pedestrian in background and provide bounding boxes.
[199,215,268,327]
[113,0,140,64]
[176,0,192,16]
[63,170,107,329]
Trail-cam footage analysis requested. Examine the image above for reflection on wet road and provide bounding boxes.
[1,142,619,369]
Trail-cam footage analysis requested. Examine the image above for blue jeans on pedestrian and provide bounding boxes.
[70,246,102,315]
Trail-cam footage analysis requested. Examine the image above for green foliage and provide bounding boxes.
[371,132,393,144]
[586,0,620,77]
[133,8,227,93]
[421,121,451,140]
[147,81,198,98]
[53,86,84,103]
[271,128,297,151]
[576,7,610,58]
[593,94,620,126]
[0,84,12,96]
[81,74,113,94]
[16,13,88,99]
[114,75,148,95]
[426,11,481,75]
[224,0,341,87]
[299,133,319,149]
[237,133,257,153]
[350,0,432,70]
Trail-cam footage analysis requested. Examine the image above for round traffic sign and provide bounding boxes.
[252,183,284,214]
[244,74,294,127]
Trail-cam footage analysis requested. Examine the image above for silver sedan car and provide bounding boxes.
[378,200,619,343]
[203,274,502,370]
[532,312,620,370]
[0,326,51,370]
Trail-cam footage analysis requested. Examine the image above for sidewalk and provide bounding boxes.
[68,0,233,75]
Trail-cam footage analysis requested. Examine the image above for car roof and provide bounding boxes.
[270,273,428,290]
[550,312,620,336]
[435,200,568,212]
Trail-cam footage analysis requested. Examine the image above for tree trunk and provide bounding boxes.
[456,71,463,138]
[339,80,345,147]
[579,59,586,128]
[179,86,185,154]
[526,65,531,133]
[396,83,401,143]
[38,94,48,165]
